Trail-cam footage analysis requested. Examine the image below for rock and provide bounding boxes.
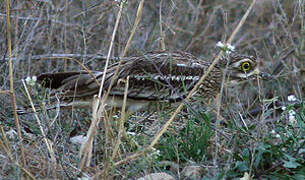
[181,165,202,179]
[137,172,175,180]
[70,135,87,145]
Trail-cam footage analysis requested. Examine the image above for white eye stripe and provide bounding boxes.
[232,58,254,68]
[235,67,260,78]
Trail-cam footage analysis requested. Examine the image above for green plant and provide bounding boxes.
[158,111,214,162]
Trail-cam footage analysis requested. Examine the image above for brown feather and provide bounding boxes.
[33,51,259,111]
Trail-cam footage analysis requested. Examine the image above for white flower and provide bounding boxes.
[25,76,31,83]
[25,76,37,86]
[216,41,235,54]
[77,177,90,180]
[240,172,251,180]
[281,106,286,111]
[289,114,297,124]
[127,131,136,136]
[216,41,225,48]
[6,129,17,139]
[112,114,119,119]
[114,0,127,3]
[227,44,236,52]
[287,95,297,102]
[288,110,296,116]
[32,76,37,82]
[271,130,276,134]
[149,147,161,158]
[275,134,281,138]
[287,109,297,124]
[152,149,161,156]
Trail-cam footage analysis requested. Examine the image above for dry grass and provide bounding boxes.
[0,0,304,179]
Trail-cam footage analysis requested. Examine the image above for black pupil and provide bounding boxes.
[243,63,249,69]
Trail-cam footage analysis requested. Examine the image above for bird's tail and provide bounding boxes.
[16,103,58,115]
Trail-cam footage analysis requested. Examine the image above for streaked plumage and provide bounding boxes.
[29,51,260,112]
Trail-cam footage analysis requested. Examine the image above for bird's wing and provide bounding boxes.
[37,51,211,101]
[107,51,209,101]
[37,71,105,99]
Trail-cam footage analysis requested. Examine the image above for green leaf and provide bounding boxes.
[283,160,301,169]
[283,154,301,169]
[234,161,249,172]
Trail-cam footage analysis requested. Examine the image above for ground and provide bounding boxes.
[0,0,304,179]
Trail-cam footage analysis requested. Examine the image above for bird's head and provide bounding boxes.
[220,53,262,84]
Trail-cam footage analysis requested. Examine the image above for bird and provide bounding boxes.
[20,50,261,114]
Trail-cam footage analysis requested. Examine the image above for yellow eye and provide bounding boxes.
[241,62,251,72]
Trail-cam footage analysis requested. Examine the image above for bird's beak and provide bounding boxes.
[251,67,273,80]
[258,72,273,80]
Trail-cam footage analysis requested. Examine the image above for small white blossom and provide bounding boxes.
[216,41,225,48]
[288,95,297,102]
[77,177,90,180]
[25,76,37,86]
[275,134,281,138]
[281,106,286,111]
[288,110,296,116]
[114,0,127,3]
[227,44,236,52]
[216,41,235,54]
[289,114,297,124]
[25,76,31,83]
[127,131,136,136]
[287,109,297,124]
[6,129,17,139]
[271,130,276,134]
[240,172,251,180]
[152,149,161,156]
[112,114,119,119]
[149,147,161,158]
[32,76,37,82]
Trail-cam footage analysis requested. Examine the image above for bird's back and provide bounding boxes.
[37,51,221,107]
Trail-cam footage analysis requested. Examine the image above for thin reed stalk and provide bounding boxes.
[5,0,26,169]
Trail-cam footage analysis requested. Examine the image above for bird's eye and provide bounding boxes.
[241,62,251,72]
